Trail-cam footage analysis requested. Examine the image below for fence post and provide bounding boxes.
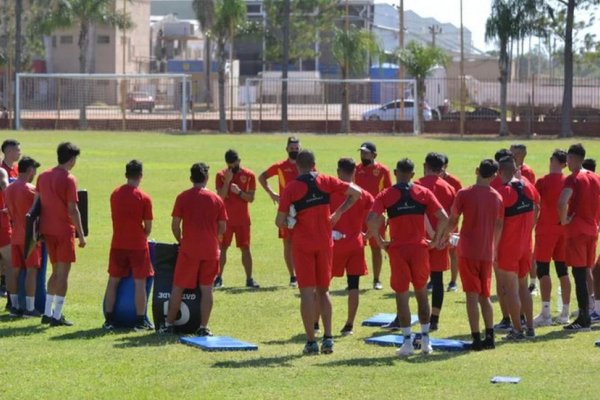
[182,75,188,133]
[15,74,20,130]
[245,79,252,133]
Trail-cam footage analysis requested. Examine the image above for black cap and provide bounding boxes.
[359,142,377,153]
[225,149,239,164]
[287,136,299,146]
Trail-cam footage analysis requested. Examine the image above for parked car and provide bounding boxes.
[443,107,500,121]
[126,92,155,113]
[362,99,433,121]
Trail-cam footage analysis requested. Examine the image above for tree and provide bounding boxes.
[212,0,246,132]
[396,41,449,133]
[193,0,215,110]
[332,27,380,133]
[485,0,540,136]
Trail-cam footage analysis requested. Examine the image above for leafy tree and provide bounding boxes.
[193,0,215,109]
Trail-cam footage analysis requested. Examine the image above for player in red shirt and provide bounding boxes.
[494,156,540,341]
[4,157,40,317]
[440,154,462,292]
[510,143,536,184]
[159,163,228,336]
[559,144,600,331]
[368,158,448,356]
[276,150,361,355]
[330,158,374,336]
[416,152,457,332]
[36,142,86,327]
[445,159,503,351]
[354,142,392,290]
[583,159,600,322]
[102,160,154,331]
[259,136,301,287]
[0,139,20,302]
[533,150,572,326]
[215,149,259,289]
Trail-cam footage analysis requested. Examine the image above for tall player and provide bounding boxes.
[215,149,259,289]
[533,150,571,326]
[331,158,374,336]
[355,142,392,290]
[0,139,20,301]
[367,159,448,356]
[259,136,301,287]
[440,154,462,292]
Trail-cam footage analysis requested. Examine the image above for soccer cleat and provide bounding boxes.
[133,320,154,332]
[303,341,319,355]
[396,339,415,356]
[245,278,260,289]
[23,309,42,318]
[493,317,512,332]
[157,324,175,334]
[41,315,52,324]
[102,320,115,331]
[470,340,483,351]
[446,281,458,292]
[533,313,553,327]
[421,334,433,355]
[213,276,223,289]
[502,330,526,341]
[50,315,73,327]
[524,327,535,339]
[314,322,320,334]
[482,337,495,350]
[289,276,298,288]
[426,281,433,293]
[429,321,439,332]
[8,307,23,317]
[381,316,401,331]
[340,323,353,336]
[0,283,6,298]
[563,318,591,332]
[373,281,383,290]
[528,283,538,296]
[196,327,213,337]
[321,337,334,354]
[589,311,600,324]
[556,313,570,325]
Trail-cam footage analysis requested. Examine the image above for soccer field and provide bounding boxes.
[2,131,600,399]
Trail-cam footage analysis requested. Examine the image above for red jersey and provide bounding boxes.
[520,163,536,184]
[491,175,503,190]
[371,183,443,247]
[564,169,600,238]
[535,172,566,236]
[4,179,35,246]
[36,167,78,236]
[279,173,349,252]
[330,188,374,251]
[443,173,463,193]
[172,187,227,260]
[215,167,256,227]
[110,184,153,250]
[0,161,18,235]
[452,185,504,261]
[264,159,299,195]
[354,162,392,197]
[415,175,456,230]
[496,179,540,259]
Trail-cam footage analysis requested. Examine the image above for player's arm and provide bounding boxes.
[143,220,152,237]
[217,219,226,243]
[0,168,7,191]
[171,216,182,243]
[366,211,389,250]
[431,209,449,248]
[330,183,361,226]
[216,171,232,200]
[68,201,86,248]
[275,211,287,229]
[230,185,255,203]
[558,188,573,225]
[493,217,504,263]
[258,170,279,204]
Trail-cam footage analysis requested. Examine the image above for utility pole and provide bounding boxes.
[428,24,441,48]
[398,0,405,130]
[459,0,465,137]
[121,0,127,130]
[281,0,290,133]
[14,0,22,130]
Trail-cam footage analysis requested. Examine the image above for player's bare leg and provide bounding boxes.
[496,269,523,339]
[299,287,318,341]
[371,246,383,289]
[283,237,296,286]
[448,248,458,291]
[199,284,214,328]
[48,262,72,326]
[518,276,534,333]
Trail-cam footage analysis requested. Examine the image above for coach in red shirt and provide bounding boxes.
[36,142,86,327]
[276,150,361,355]
[368,158,448,356]
[559,143,600,331]
[103,160,153,331]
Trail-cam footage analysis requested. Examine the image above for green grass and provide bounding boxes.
[2,131,600,399]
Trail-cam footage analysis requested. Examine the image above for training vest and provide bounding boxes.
[292,173,330,212]
[386,183,426,219]
[504,181,534,217]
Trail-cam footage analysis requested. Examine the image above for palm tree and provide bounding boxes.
[192,0,215,110]
[485,0,539,137]
[332,27,380,133]
[396,41,449,133]
[212,0,246,132]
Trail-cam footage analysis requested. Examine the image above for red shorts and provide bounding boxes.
[388,244,429,293]
[332,243,368,277]
[11,244,41,269]
[108,248,154,279]
[173,251,219,289]
[498,254,531,279]
[0,227,11,248]
[44,233,76,264]
[222,225,251,248]
[278,227,291,240]
[458,257,492,297]
[535,233,566,263]
[566,234,597,268]
[292,245,332,289]
[429,247,450,272]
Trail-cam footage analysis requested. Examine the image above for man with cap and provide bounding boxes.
[259,136,301,287]
[215,149,258,289]
[355,141,392,290]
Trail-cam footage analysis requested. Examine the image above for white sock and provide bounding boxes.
[561,303,570,316]
[532,278,538,287]
[45,295,54,317]
[9,294,19,309]
[542,301,551,317]
[402,326,412,339]
[52,296,65,319]
[165,321,173,327]
[421,323,430,334]
[595,300,600,313]
[26,296,35,311]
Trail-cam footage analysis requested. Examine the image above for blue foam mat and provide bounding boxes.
[361,313,418,327]
[180,336,258,351]
[595,340,600,347]
[365,334,471,351]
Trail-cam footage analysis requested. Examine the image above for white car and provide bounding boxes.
[362,99,433,121]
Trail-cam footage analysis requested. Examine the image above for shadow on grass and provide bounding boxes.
[112,333,180,348]
[316,356,398,367]
[212,354,303,368]
[50,327,112,341]
[218,286,284,295]
[382,292,416,300]
[329,289,368,297]
[261,333,306,345]
[0,324,48,337]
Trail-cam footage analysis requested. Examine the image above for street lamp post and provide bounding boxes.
[459,0,465,137]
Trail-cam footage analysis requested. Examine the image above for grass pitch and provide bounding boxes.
[1,131,600,399]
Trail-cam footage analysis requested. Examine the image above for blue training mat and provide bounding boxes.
[365,334,471,351]
[361,313,418,327]
[180,336,258,351]
[595,340,600,347]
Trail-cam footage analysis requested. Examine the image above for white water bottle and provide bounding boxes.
[287,205,297,229]
[556,286,563,313]
[332,230,346,241]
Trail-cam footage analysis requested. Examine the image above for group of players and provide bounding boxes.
[3,136,600,358]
